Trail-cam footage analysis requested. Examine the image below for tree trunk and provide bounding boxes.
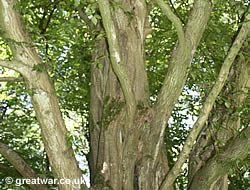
[89,1,156,188]
[90,0,212,189]
[2,0,248,189]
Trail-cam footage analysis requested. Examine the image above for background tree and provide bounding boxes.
[0,0,249,190]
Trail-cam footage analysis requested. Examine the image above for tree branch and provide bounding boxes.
[77,7,95,29]
[0,77,23,82]
[0,0,41,67]
[97,0,136,119]
[153,0,212,118]
[150,0,212,170]
[0,163,21,177]
[189,127,250,190]
[40,4,57,34]
[159,11,250,190]
[155,0,185,47]
[0,142,48,190]
[0,59,26,73]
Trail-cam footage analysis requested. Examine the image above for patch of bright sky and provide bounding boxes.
[160,83,201,129]
[168,86,201,164]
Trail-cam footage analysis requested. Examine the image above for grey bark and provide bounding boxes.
[189,126,250,190]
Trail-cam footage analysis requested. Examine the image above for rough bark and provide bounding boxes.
[0,142,48,190]
[90,0,213,189]
[0,0,248,189]
[0,1,86,189]
[90,0,149,188]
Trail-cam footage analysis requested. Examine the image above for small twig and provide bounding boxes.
[169,0,185,25]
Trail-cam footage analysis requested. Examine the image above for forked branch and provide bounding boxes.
[159,11,250,190]
[151,0,212,167]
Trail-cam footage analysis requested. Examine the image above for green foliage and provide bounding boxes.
[1,0,91,188]
[228,156,249,190]
[0,78,47,188]
[0,0,249,189]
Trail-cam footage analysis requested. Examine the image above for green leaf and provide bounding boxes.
[98,63,103,70]
[225,101,231,108]
[74,0,80,7]
[91,16,98,25]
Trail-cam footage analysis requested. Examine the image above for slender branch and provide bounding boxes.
[159,11,250,190]
[97,0,136,119]
[39,4,49,33]
[0,77,23,82]
[189,127,250,189]
[0,142,48,190]
[77,7,95,29]
[40,4,57,34]
[155,0,185,47]
[169,0,185,24]
[153,0,212,119]
[0,103,8,121]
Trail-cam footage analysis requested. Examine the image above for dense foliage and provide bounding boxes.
[0,0,249,189]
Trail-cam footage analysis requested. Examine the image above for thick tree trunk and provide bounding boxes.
[89,1,155,188]
[2,0,248,189]
[188,50,249,189]
[90,0,212,189]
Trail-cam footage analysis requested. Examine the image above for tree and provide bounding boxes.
[0,0,249,190]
